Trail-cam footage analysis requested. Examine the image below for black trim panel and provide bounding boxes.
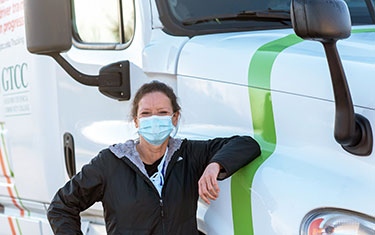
[156,0,292,37]
[156,0,375,37]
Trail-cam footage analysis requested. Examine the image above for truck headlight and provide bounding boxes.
[300,208,375,235]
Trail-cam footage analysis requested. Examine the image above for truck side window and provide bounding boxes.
[72,0,135,49]
[345,0,375,24]
[160,0,374,36]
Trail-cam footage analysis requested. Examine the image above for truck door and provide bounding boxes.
[62,0,138,173]
[19,1,161,230]
[53,0,150,218]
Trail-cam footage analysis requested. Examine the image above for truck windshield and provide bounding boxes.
[161,0,375,35]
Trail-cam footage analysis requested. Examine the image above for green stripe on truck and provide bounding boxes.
[231,27,375,235]
[231,34,303,235]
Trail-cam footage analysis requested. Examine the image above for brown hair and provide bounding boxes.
[131,81,181,119]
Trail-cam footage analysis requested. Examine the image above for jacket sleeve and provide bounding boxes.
[47,151,106,234]
[188,136,261,179]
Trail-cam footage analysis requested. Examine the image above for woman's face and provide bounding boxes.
[134,91,179,128]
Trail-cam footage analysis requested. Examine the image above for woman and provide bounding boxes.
[47,81,261,234]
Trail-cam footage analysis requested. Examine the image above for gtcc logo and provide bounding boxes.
[1,63,28,92]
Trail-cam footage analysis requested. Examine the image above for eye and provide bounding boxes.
[158,111,170,116]
[140,111,151,117]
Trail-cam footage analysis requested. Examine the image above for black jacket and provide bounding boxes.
[47,136,260,234]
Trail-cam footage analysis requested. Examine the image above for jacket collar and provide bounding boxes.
[109,138,183,177]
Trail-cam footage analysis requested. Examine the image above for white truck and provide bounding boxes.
[0,0,374,234]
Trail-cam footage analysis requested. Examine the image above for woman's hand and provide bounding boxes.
[198,162,221,204]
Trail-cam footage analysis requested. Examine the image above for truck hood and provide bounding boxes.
[177,26,375,109]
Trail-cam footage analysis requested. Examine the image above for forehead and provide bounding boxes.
[138,92,172,111]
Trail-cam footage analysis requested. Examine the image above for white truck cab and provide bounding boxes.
[0,0,374,234]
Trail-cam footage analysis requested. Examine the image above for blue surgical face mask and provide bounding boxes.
[138,115,175,146]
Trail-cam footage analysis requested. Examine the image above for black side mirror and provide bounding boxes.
[291,0,373,156]
[24,0,72,54]
[291,0,351,42]
[24,0,131,101]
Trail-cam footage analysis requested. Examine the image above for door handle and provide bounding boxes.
[63,133,76,179]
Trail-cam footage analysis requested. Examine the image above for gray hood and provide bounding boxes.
[109,138,183,177]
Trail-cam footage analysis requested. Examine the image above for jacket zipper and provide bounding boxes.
[121,157,167,234]
[121,143,185,235]
[160,199,166,235]
[159,150,182,235]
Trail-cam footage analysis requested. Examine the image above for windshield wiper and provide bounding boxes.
[182,10,291,26]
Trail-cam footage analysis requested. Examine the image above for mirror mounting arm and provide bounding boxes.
[322,41,358,145]
[50,53,99,86]
[49,53,131,101]
[24,0,131,101]
[322,41,372,155]
[291,0,373,156]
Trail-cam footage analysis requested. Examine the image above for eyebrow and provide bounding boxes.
[138,107,170,111]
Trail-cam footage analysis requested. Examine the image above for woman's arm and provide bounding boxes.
[189,136,261,204]
[207,136,260,178]
[47,151,107,234]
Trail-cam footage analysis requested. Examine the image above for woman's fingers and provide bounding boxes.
[210,176,220,195]
[199,179,211,204]
[198,163,222,204]
[206,178,218,198]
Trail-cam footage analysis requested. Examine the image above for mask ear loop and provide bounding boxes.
[134,115,142,140]
[171,112,180,138]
